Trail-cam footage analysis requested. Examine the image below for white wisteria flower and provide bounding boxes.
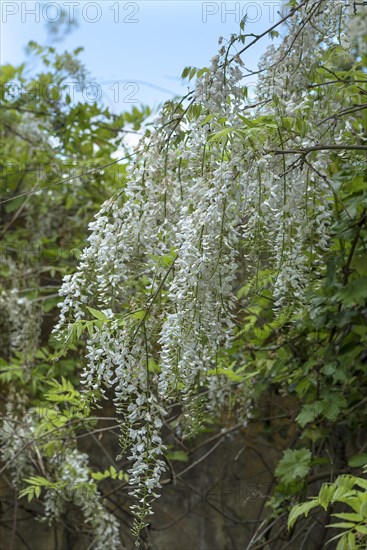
[55,0,358,536]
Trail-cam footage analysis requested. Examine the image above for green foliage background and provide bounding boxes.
[0,4,366,549]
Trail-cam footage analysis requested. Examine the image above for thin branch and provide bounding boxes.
[0,153,136,205]
[228,0,309,63]
[267,144,367,154]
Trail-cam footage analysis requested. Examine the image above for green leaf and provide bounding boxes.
[86,307,108,321]
[166,450,189,462]
[181,66,191,79]
[318,483,337,509]
[336,277,367,307]
[91,471,106,481]
[288,500,318,529]
[131,310,146,320]
[327,521,354,529]
[43,296,60,313]
[332,512,364,522]
[201,114,213,126]
[275,448,312,484]
[208,127,235,142]
[4,196,25,213]
[189,67,197,81]
[348,454,367,468]
[238,114,257,128]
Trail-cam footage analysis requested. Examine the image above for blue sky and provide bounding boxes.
[1,1,282,111]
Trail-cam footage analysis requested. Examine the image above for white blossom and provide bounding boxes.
[55,0,359,534]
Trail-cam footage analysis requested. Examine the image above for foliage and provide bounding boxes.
[53,0,367,541]
[1,1,367,548]
[0,40,149,548]
[288,471,367,549]
[275,449,312,485]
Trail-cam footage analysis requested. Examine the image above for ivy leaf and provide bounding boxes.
[336,277,367,307]
[295,396,344,427]
[275,448,312,484]
[296,402,324,427]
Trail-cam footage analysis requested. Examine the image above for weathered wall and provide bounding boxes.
[0,395,338,549]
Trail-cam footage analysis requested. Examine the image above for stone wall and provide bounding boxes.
[0,395,338,549]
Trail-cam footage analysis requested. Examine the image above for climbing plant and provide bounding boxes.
[1,0,366,548]
[0,42,149,548]
[53,0,367,542]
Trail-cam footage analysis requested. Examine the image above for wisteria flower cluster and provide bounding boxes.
[1,404,121,549]
[55,0,360,535]
[0,288,40,358]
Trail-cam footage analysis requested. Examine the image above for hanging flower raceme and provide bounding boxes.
[0,403,121,550]
[55,0,359,537]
